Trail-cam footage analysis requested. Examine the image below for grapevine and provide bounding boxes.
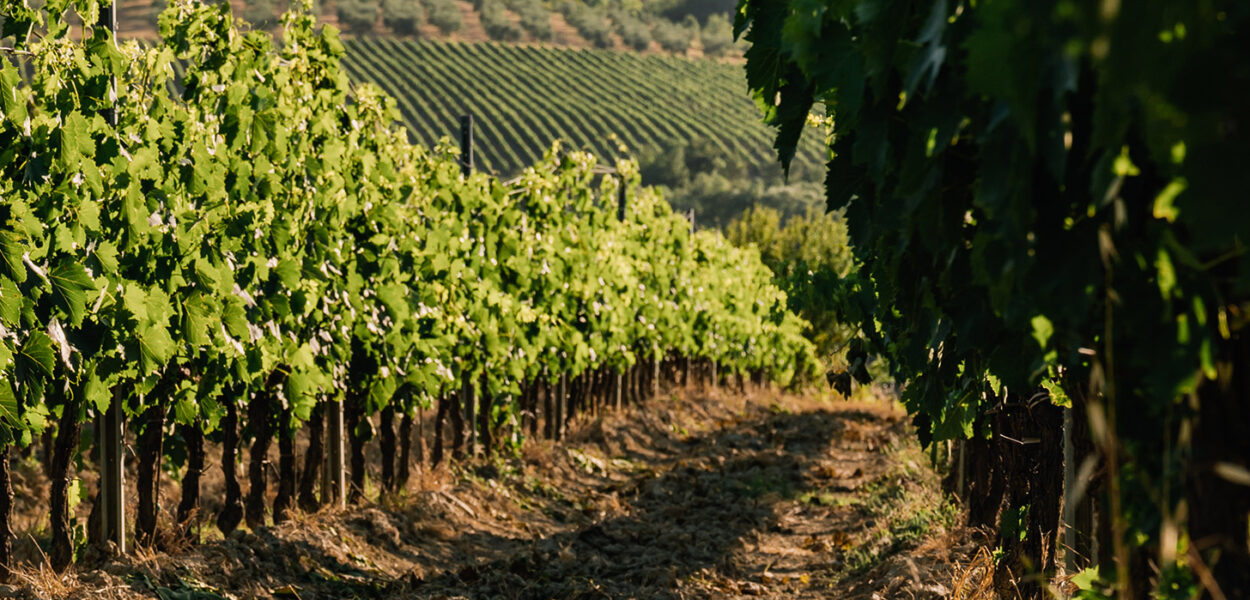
[0,0,818,575]
[736,0,1250,596]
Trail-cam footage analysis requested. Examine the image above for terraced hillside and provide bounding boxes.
[341,38,825,176]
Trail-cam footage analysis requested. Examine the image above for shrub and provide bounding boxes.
[700,12,736,57]
[383,0,424,35]
[611,11,651,51]
[479,0,523,41]
[422,0,461,34]
[639,143,689,188]
[337,0,379,33]
[651,18,695,54]
[510,0,552,41]
[559,2,613,49]
[654,0,736,24]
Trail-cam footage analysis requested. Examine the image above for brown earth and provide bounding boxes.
[2,386,987,599]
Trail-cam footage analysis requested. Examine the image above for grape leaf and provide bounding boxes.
[50,261,94,327]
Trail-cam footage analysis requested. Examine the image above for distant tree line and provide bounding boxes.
[220,0,741,57]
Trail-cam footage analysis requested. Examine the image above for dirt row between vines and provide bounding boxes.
[5,386,987,599]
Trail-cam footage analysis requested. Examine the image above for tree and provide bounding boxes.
[727,206,855,366]
[512,0,553,41]
[479,0,522,41]
[560,2,613,49]
[423,0,461,34]
[382,0,423,35]
[699,12,735,57]
[651,17,694,53]
[611,9,651,51]
[337,0,379,33]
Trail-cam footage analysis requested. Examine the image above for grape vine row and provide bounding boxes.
[0,0,819,574]
[736,0,1250,596]
[338,37,827,177]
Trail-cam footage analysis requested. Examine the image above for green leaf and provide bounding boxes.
[122,186,152,243]
[1030,315,1053,349]
[274,258,301,289]
[182,293,215,347]
[17,331,56,379]
[1153,178,1186,223]
[82,365,110,412]
[1000,503,1029,543]
[124,285,177,374]
[376,283,410,322]
[50,261,95,326]
[77,195,101,232]
[0,232,26,284]
[0,276,21,326]
[192,257,219,290]
[137,320,176,375]
[128,146,162,182]
[1200,338,1217,381]
[0,63,29,128]
[1070,566,1111,598]
[58,112,95,168]
[93,241,119,275]
[173,387,198,425]
[123,284,151,323]
[1041,378,1071,408]
[1112,146,1140,177]
[222,297,249,339]
[0,380,19,427]
[1155,249,1176,300]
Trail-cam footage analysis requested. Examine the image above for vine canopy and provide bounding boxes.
[735,0,1249,590]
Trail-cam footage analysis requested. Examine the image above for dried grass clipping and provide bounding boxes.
[951,546,995,600]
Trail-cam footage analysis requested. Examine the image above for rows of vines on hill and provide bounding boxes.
[337,38,826,177]
[0,0,819,576]
[736,0,1249,598]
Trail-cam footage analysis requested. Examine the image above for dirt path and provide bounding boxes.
[11,387,979,599]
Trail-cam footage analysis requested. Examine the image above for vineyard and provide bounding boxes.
[3,0,1246,598]
[338,37,826,177]
[0,0,828,586]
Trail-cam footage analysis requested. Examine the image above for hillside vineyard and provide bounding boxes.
[0,0,819,574]
[339,38,825,176]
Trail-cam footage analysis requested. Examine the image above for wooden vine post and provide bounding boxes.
[463,378,477,457]
[555,372,567,441]
[460,114,474,177]
[614,371,623,412]
[616,176,626,411]
[616,174,626,222]
[95,3,126,554]
[97,396,125,552]
[683,210,694,388]
[458,115,479,457]
[323,398,346,509]
[651,352,659,400]
[1062,405,1077,575]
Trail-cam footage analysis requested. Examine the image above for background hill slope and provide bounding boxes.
[341,38,824,179]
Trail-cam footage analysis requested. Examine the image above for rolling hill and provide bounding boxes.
[340,38,824,178]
